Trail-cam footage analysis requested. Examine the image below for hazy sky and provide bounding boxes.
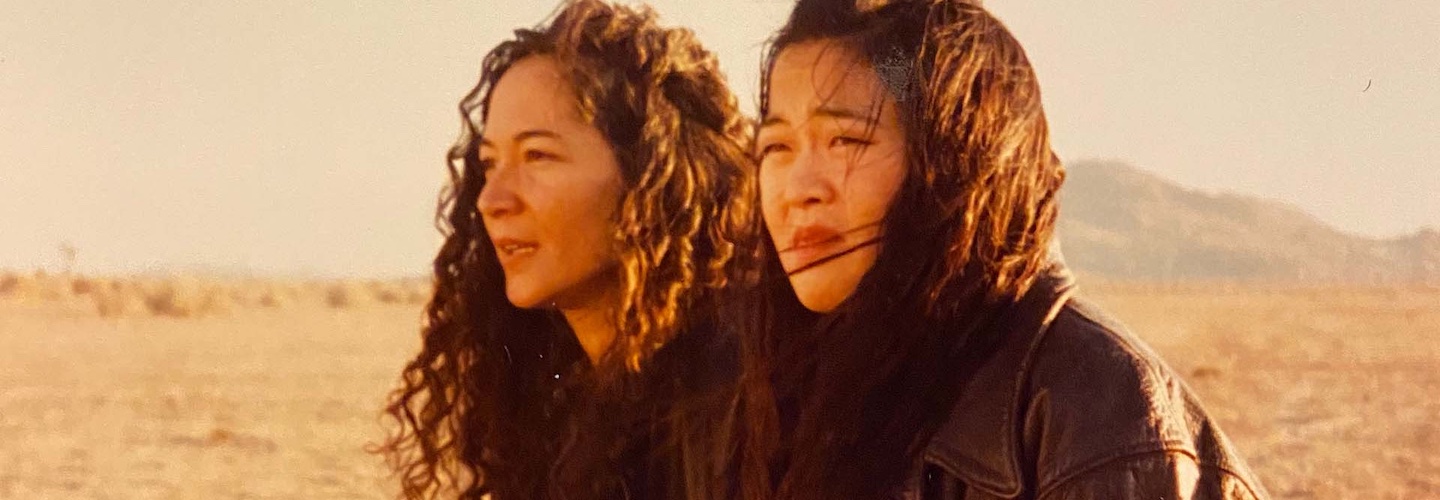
[2,1,1436,277]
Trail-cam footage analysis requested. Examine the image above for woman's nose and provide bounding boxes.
[477,164,522,218]
[781,148,838,208]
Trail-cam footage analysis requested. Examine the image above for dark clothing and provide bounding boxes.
[906,264,1270,499]
[613,318,739,500]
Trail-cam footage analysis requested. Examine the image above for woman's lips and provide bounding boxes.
[491,237,539,265]
[781,225,845,267]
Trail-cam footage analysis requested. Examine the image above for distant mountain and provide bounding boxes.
[1057,160,1440,284]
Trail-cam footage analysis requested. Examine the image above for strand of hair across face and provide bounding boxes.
[783,238,882,277]
[772,219,881,254]
[777,219,884,277]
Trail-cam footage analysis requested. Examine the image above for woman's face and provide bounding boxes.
[756,41,907,313]
[478,55,625,311]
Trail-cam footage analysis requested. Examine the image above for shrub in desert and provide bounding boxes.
[372,283,402,305]
[143,277,234,318]
[0,270,18,296]
[94,280,149,318]
[366,278,432,306]
[71,276,99,296]
[223,279,285,311]
[254,282,298,309]
[226,286,255,309]
[325,280,373,309]
[1,271,67,302]
[372,279,424,305]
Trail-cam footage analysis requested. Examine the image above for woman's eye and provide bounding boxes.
[479,157,496,175]
[757,142,792,160]
[830,136,872,148]
[523,149,557,162]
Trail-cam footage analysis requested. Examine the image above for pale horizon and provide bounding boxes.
[3,0,1436,277]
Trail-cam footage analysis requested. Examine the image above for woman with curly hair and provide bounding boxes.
[375,1,751,498]
[733,0,1270,498]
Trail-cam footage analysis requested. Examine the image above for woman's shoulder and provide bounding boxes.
[1025,298,1264,488]
[922,293,1268,498]
[1026,295,1188,428]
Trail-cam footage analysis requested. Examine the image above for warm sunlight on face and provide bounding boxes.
[756,41,907,313]
[477,56,624,311]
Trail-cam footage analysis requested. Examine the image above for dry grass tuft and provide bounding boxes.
[0,271,68,302]
[0,270,20,295]
[223,280,299,310]
[257,284,299,309]
[371,282,404,305]
[324,281,373,309]
[70,276,99,296]
[93,281,148,318]
[141,278,234,318]
[370,279,429,305]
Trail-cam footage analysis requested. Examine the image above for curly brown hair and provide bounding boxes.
[374,1,754,498]
[732,0,1065,498]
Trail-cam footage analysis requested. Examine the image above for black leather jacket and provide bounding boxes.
[905,264,1270,499]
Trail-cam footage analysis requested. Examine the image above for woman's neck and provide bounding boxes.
[560,298,619,366]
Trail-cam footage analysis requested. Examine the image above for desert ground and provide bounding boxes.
[1,271,1436,499]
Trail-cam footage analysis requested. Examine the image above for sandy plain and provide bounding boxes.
[0,273,1435,499]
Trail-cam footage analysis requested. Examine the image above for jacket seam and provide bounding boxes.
[922,448,1013,498]
[1001,286,1079,495]
[1035,447,1265,500]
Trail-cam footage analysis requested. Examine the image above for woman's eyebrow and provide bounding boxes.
[514,129,561,142]
[759,104,879,133]
[479,129,562,148]
[812,104,879,125]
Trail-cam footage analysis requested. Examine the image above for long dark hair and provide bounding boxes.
[733,1,1065,498]
[375,1,754,498]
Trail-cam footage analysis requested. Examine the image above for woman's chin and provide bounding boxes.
[783,247,874,313]
[794,290,845,313]
[504,285,549,310]
[789,272,861,313]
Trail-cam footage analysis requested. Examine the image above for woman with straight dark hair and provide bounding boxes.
[375,1,752,498]
[732,0,1270,498]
